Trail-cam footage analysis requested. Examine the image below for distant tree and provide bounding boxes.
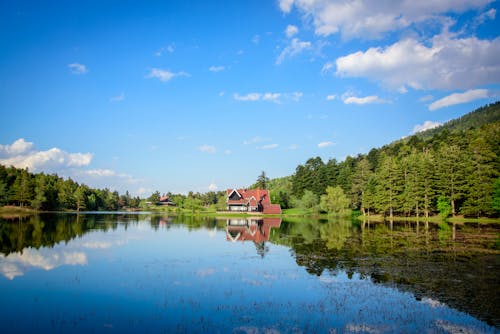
[437,196,452,220]
[320,186,350,214]
[0,179,8,205]
[255,171,270,189]
[31,174,47,210]
[74,186,87,212]
[147,191,161,204]
[492,177,500,214]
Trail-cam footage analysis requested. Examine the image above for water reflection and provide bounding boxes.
[0,214,498,330]
[226,218,281,258]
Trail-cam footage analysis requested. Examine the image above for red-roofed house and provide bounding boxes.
[226,188,281,214]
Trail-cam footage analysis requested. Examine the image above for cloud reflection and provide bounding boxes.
[0,248,87,280]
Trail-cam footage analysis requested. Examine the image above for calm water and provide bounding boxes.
[0,213,498,333]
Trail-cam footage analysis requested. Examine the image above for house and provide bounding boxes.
[157,195,175,206]
[226,188,281,214]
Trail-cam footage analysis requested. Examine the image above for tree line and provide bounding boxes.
[267,102,500,217]
[0,165,141,211]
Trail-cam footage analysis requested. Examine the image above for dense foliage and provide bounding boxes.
[0,165,141,211]
[270,102,500,217]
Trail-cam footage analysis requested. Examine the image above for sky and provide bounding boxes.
[1,0,499,196]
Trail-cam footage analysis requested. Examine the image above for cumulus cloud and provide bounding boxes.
[0,138,33,156]
[326,94,336,101]
[262,92,281,103]
[278,0,493,39]
[412,121,442,134]
[257,144,279,150]
[276,38,312,65]
[243,136,268,145]
[147,68,190,82]
[155,44,175,56]
[233,92,302,103]
[285,24,299,38]
[341,93,387,105]
[198,145,216,154]
[84,169,116,177]
[234,92,261,101]
[0,138,92,171]
[336,36,500,91]
[429,89,490,110]
[209,65,225,73]
[318,141,335,148]
[208,182,218,191]
[68,63,88,74]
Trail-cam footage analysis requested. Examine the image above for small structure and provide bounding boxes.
[226,188,281,214]
[157,195,175,206]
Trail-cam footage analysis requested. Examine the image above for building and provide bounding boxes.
[226,188,281,214]
[157,195,175,206]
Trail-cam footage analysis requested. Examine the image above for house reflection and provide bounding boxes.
[225,218,281,258]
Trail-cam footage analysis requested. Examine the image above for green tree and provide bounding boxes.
[351,157,373,214]
[492,177,500,214]
[320,186,350,215]
[255,171,270,189]
[31,174,47,210]
[74,186,87,212]
[437,196,452,220]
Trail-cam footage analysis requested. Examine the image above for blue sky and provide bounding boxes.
[1,0,499,196]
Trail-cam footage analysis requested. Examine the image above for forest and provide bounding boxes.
[0,102,499,217]
[267,102,500,218]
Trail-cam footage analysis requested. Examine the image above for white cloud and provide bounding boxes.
[0,138,93,171]
[263,92,281,103]
[279,0,493,39]
[342,93,386,105]
[155,44,175,56]
[318,141,335,148]
[110,93,125,102]
[147,68,190,82]
[419,95,434,102]
[252,34,260,44]
[276,38,312,65]
[209,65,225,73]
[224,149,232,155]
[84,169,116,177]
[234,92,261,101]
[68,63,88,75]
[412,121,442,134]
[336,36,500,91]
[234,92,302,103]
[198,144,216,154]
[208,182,218,191]
[279,0,294,13]
[326,94,336,101]
[321,61,335,75]
[288,144,299,150]
[289,91,303,102]
[258,144,279,150]
[244,136,268,145]
[285,24,299,38]
[429,89,490,111]
[0,138,33,156]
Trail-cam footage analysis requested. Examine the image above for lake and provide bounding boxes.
[0,213,498,333]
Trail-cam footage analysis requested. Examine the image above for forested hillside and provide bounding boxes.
[0,165,140,211]
[268,102,500,218]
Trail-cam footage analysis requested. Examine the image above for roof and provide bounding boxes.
[226,188,271,205]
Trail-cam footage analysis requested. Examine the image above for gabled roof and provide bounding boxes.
[226,188,271,205]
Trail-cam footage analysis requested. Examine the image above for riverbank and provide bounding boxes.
[1,205,499,224]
